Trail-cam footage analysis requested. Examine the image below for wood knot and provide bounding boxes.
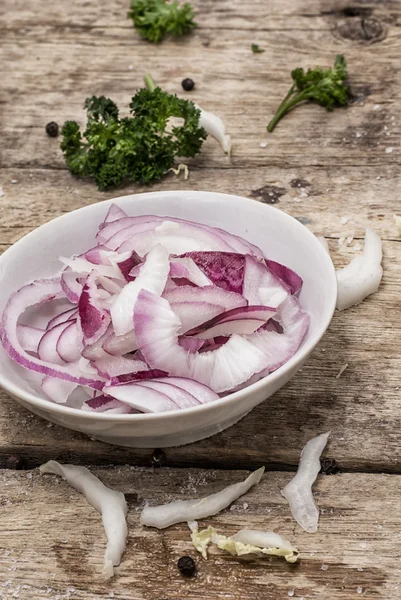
[335,16,385,43]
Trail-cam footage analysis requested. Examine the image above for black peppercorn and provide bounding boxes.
[177,555,196,577]
[45,121,59,137]
[181,78,195,92]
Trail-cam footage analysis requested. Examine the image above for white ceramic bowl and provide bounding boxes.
[0,191,336,448]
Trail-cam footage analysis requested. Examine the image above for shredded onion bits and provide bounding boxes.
[281,432,330,533]
[189,521,299,563]
[140,466,264,529]
[39,460,128,579]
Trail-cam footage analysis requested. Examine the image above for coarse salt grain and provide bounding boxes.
[373,104,381,110]
[385,147,393,153]
[357,586,363,594]
[288,590,295,597]
[321,564,329,571]
[11,180,17,184]
[259,142,267,148]
[338,237,345,246]
[294,197,302,203]
[340,216,349,225]
[346,236,353,245]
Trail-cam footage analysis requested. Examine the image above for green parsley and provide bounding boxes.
[267,54,349,132]
[60,75,207,191]
[128,0,196,43]
[251,44,264,54]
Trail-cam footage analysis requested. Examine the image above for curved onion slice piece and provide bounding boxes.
[38,321,71,365]
[60,256,124,281]
[111,244,170,336]
[264,259,303,295]
[245,295,309,376]
[198,106,231,155]
[140,467,264,529]
[104,382,179,412]
[98,215,263,257]
[61,269,83,304]
[79,280,110,345]
[83,394,132,414]
[336,229,383,311]
[181,252,245,294]
[47,307,78,330]
[130,380,201,408]
[281,432,330,533]
[187,305,276,339]
[39,461,128,580]
[0,279,105,389]
[135,290,268,392]
[169,257,212,287]
[17,324,44,353]
[164,284,247,333]
[56,321,82,363]
[94,355,148,378]
[150,376,218,404]
[102,203,128,226]
[243,255,289,308]
[41,376,78,404]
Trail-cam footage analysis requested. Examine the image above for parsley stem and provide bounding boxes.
[267,89,310,133]
[144,73,156,92]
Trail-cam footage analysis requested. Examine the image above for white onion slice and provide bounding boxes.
[111,244,170,336]
[336,229,383,311]
[95,355,147,378]
[104,381,179,412]
[140,467,264,529]
[39,460,128,580]
[135,290,268,392]
[198,106,232,155]
[281,432,330,533]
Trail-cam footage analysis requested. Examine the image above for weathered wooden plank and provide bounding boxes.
[0,467,399,599]
[1,0,400,170]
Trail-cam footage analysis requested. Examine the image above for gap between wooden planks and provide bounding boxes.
[0,467,399,600]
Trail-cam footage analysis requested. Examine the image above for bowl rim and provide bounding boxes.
[0,190,337,421]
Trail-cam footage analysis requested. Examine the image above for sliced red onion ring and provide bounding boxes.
[186,305,276,339]
[336,228,383,311]
[281,432,330,533]
[39,460,128,580]
[164,284,247,333]
[134,290,268,392]
[1,278,105,389]
[148,376,218,404]
[264,259,303,295]
[42,376,78,404]
[108,369,168,385]
[111,244,170,336]
[129,379,201,408]
[38,321,72,365]
[104,382,179,412]
[17,324,45,353]
[140,466,264,529]
[56,320,82,363]
[60,256,125,281]
[46,307,78,330]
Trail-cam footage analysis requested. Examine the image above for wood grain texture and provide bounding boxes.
[1,466,400,599]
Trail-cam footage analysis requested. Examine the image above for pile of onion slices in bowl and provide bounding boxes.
[0,204,310,414]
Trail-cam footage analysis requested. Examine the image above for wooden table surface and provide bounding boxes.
[1,0,401,598]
